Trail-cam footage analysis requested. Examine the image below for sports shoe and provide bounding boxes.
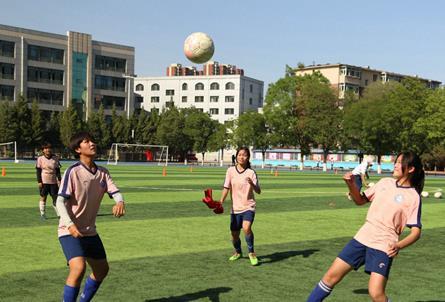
[40,213,47,221]
[249,253,259,266]
[228,253,241,261]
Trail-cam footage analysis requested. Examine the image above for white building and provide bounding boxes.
[134,74,264,123]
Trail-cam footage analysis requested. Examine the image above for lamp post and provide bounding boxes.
[122,73,137,119]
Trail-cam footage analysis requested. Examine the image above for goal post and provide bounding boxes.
[107,143,169,166]
[0,141,18,163]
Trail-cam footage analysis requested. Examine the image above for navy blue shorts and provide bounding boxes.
[40,184,59,199]
[338,238,393,278]
[353,175,363,192]
[59,234,107,262]
[230,210,255,231]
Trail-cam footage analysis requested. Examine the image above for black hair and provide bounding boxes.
[395,151,425,194]
[69,132,94,158]
[41,142,52,150]
[236,147,251,169]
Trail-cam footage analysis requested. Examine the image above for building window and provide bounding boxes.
[94,75,125,91]
[210,82,219,90]
[135,84,144,91]
[373,74,378,81]
[95,55,126,73]
[210,96,219,103]
[182,83,188,90]
[0,40,15,58]
[27,88,63,105]
[151,96,160,103]
[166,89,175,96]
[225,82,235,90]
[94,95,125,110]
[151,83,160,91]
[249,98,253,105]
[0,63,14,80]
[224,108,234,115]
[182,96,187,103]
[28,67,64,85]
[28,45,64,64]
[195,96,204,102]
[135,96,143,103]
[365,79,368,86]
[250,84,253,92]
[0,85,14,100]
[195,82,204,90]
[225,96,235,102]
[209,108,219,115]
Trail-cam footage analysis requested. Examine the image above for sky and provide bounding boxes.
[1,0,445,89]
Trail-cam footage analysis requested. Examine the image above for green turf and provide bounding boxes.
[0,162,444,301]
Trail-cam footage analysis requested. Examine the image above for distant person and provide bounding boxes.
[219,147,261,266]
[351,157,373,193]
[231,154,236,166]
[56,132,126,302]
[307,151,424,302]
[36,142,61,220]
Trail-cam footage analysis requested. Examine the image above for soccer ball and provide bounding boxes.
[421,191,429,198]
[434,191,442,199]
[183,32,215,64]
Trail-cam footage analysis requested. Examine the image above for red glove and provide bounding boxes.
[202,188,220,209]
[213,204,224,214]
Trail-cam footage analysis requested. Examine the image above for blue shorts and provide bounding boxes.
[230,210,255,231]
[338,239,393,278]
[59,234,107,262]
[353,175,363,191]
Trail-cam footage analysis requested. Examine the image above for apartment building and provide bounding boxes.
[294,63,441,98]
[135,62,263,124]
[0,24,135,120]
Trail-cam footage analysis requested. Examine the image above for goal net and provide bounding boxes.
[107,143,169,166]
[0,141,18,163]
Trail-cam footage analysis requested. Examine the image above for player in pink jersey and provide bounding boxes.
[36,142,61,219]
[307,151,424,302]
[219,147,261,266]
[55,132,126,302]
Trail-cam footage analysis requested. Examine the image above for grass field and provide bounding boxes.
[0,162,445,302]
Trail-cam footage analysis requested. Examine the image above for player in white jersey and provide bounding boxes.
[56,132,126,302]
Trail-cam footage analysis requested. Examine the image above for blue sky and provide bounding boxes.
[1,0,444,88]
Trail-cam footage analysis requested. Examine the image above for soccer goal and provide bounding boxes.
[0,141,18,163]
[107,143,169,166]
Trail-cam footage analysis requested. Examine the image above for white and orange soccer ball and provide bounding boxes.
[434,191,442,199]
[183,32,215,64]
[421,191,429,198]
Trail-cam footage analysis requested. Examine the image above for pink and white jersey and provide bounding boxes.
[223,166,260,214]
[36,155,61,184]
[57,162,119,237]
[354,177,422,253]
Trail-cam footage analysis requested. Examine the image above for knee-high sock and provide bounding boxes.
[79,276,102,302]
[245,233,254,253]
[307,280,332,302]
[39,200,45,215]
[63,285,80,302]
[232,238,242,254]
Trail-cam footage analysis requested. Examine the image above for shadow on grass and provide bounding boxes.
[145,287,232,302]
[353,288,368,295]
[259,249,319,265]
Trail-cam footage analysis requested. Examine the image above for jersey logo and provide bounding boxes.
[394,194,404,204]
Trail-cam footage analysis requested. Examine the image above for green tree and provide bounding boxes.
[111,105,130,143]
[12,95,32,153]
[60,105,83,153]
[30,100,44,157]
[86,105,110,156]
[184,109,217,165]
[208,122,230,166]
[0,100,15,143]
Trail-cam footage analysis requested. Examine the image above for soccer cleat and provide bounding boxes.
[40,213,47,221]
[249,253,259,266]
[229,253,242,261]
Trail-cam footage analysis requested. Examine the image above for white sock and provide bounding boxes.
[39,201,45,215]
[53,205,60,217]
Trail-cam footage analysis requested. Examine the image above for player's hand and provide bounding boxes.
[113,201,125,218]
[246,177,254,186]
[68,224,83,238]
[387,242,400,258]
[38,182,43,189]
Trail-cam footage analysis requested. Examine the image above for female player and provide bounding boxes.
[35,142,61,219]
[219,147,261,266]
[56,132,126,302]
[307,151,424,302]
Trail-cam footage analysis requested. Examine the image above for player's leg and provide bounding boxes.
[229,213,242,260]
[241,211,258,265]
[39,185,48,219]
[368,273,388,302]
[49,184,60,217]
[59,235,87,302]
[79,235,108,302]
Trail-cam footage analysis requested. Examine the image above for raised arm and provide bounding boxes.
[343,172,368,205]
